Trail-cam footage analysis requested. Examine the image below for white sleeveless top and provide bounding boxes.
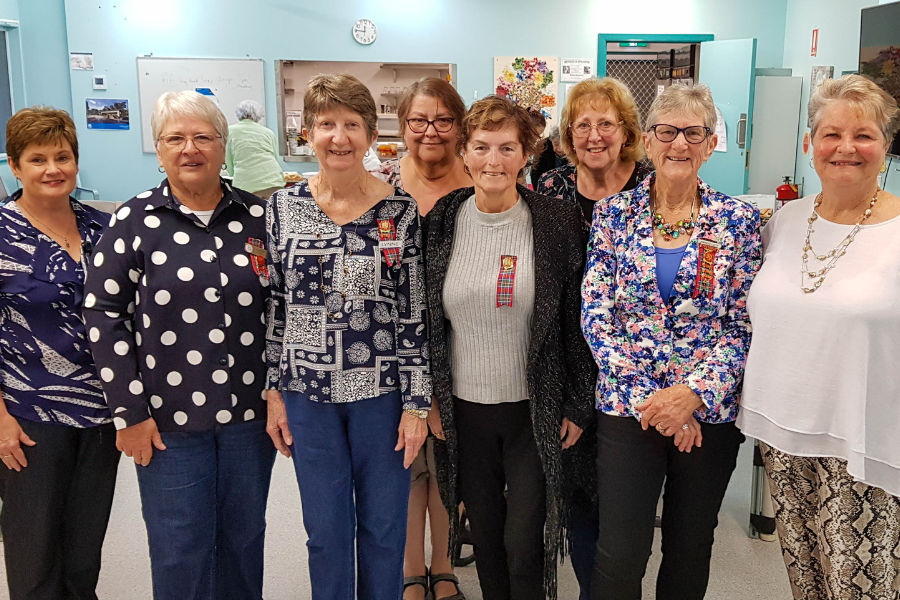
[738,195,900,496]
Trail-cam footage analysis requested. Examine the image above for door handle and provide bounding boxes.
[737,113,748,149]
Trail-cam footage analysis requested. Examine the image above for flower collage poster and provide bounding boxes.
[493,56,559,128]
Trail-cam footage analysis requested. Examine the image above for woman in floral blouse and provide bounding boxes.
[581,83,761,600]
[265,74,431,600]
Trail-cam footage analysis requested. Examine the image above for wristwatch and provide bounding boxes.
[404,408,428,419]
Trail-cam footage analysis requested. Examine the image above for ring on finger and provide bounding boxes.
[656,423,665,434]
[682,423,689,430]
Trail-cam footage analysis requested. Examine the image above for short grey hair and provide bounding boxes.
[548,125,561,141]
[151,91,228,147]
[645,82,717,132]
[808,74,900,143]
[235,99,264,122]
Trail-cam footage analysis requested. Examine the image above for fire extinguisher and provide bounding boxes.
[775,176,799,211]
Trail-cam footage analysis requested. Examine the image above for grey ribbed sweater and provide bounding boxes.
[442,195,535,404]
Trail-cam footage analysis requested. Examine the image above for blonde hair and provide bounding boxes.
[151,91,228,147]
[808,74,900,144]
[646,82,717,132]
[560,77,644,165]
[6,106,78,166]
[303,73,377,138]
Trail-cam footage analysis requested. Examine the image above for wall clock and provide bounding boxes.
[353,19,377,45]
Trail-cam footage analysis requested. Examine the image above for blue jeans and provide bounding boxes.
[136,418,276,600]
[284,391,411,600]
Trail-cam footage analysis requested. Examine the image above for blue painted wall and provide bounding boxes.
[782,0,874,197]
[0,0,17,20]
[20,0,72,113]
[39,0,791,201]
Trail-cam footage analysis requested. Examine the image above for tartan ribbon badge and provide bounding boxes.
[496,255,518,307]
[245,237,269,279]
[377,218,401,266]
[692,239,720,299]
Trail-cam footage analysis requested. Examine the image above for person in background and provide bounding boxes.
[582,83,760,600]
[739,74,900,599]
[226,99,285,199]
[517,108,547,188]
[426,95,595,600]
[537,76,651,600]
[371,76,469,600]
[0,106,119,600]
[539,77,652,231]
[84,91,275,600]
[529,125,568,188]
[265,73,431,600]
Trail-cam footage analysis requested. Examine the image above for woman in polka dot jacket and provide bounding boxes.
[83,91,276,600]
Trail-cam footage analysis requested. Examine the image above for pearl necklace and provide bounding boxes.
[801,188,879,293]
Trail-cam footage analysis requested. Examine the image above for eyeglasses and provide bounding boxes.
[158,134,222,150]
[406,117,455,133]
[569,120,623,138]
[649,125,711,144]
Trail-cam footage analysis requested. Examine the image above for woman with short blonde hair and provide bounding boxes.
[740,74,900,599]
[538,77,651,230]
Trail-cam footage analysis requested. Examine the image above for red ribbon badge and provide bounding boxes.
[245,238,269,279]
[692,240,719,299]
[496,255,517,307]
[377,218,400,266]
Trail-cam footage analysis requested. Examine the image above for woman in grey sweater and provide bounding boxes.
[425,95,595,600]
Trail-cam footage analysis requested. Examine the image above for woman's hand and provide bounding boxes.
[0,412,36,471]
[396,412,428,469]
[426,401,445,441]
[672,417,704,453]
[266,389,293,458]
[117,418,166,467]
[637,384,704,436]
[560,418,583,449]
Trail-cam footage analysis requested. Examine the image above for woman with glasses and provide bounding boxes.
[582,83,761,600]
[265,74,431,600]
[538,77,652,231]
[84,90,276,600]
[371,77,469,600]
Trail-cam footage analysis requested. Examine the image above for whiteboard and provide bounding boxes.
[136,57,266,153]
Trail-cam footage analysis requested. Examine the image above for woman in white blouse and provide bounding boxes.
[739,74,900,599]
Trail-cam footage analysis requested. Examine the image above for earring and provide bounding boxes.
[158,166,165,173]
[464,165,471,176]
[809,158,814,169]
[882,161,887,173]
[222,163,227,171]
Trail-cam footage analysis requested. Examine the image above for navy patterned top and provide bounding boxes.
[83,179,270,433]
[265,181,432,410]
[0,192,111,427]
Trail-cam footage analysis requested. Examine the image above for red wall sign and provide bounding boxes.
[811,28,818,57]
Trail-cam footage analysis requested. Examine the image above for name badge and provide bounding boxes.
[377,218,400,266]
[692,239,719,299]
[496,255,517,307]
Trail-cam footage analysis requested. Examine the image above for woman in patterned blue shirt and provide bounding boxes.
[0,107,119,600]
[265,74,431,600]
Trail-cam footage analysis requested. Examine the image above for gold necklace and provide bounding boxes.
[18,201,76,249]
[801,188,879,293]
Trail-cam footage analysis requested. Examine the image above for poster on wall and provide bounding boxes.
[560,58,594,83]
[713,105,727,153]
[70,52,94,70]
[808,66,834,126]
[86,98,130,130]
[494,56,558,127]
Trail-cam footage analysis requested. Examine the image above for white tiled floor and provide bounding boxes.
[0,439,793,599]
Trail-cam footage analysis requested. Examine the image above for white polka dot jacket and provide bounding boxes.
[83,179,270,432]
[264,181,432,410]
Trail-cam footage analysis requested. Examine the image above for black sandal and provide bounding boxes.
[429,572,465,600]
[403,568,430,600]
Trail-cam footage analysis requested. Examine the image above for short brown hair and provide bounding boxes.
[303,73,377,138]
[6,106,79,166]
[397,77,467,149]
[560,77,644,165]
[462,95,541,157]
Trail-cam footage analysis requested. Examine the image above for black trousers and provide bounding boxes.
[0,418,120,600]
[591,413,744,600]
[455,398,546,600]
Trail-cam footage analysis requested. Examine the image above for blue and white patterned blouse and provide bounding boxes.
[265,181,432,410]
[0,193,110,427]
[581,175,761,424]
